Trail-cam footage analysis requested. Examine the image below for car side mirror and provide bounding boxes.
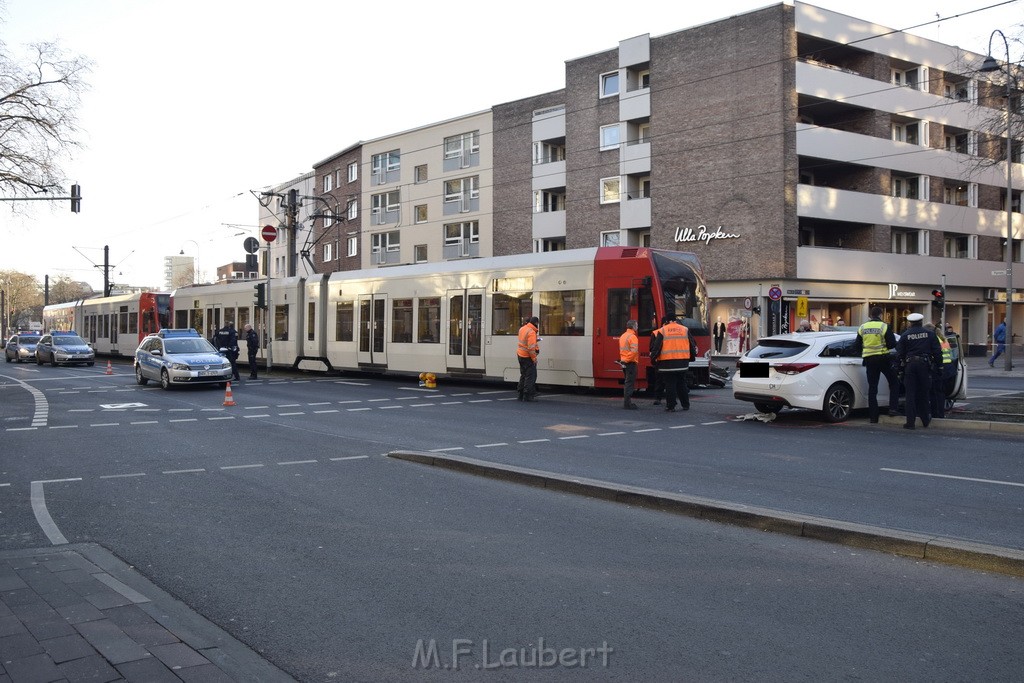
[151,349,163,357]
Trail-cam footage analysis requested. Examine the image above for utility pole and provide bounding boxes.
[287,189,299,277]
[103,245,111,297]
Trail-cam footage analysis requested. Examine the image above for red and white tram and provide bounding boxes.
[173,247,710,389]
[42,292,172,357]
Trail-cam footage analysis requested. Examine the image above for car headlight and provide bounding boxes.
[171,362,191,371]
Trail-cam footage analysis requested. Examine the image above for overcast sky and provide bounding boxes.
[1,0,1021,292]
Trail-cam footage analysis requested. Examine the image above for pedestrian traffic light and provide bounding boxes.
[254,282,266,309]
[931,287,945,309]
[70,184,81,213]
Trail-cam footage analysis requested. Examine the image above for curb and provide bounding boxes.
[388,450,1024,579]
[874,414,1024,434]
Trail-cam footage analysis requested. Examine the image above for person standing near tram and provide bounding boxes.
[516,316,540,402]
[619,320,640,410]
[650,315,693,412]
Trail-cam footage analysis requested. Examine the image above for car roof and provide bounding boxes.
[154,328,202,338]
[757,331,855,342]
[50,330,80,336]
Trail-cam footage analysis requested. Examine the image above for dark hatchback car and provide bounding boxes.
[4,333,42,363]
[35,331,96,367]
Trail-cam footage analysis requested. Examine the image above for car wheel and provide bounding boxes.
[160,369,172,390]
[944,397,955,411]
[50,354,59,367]
[135,365,149,386]
[754,402,782,414]
[86,362,94,367]
[822,382,854,423]
[33,355,40,365]
[4,354,10,363]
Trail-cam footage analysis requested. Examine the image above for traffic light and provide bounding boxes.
[254,282,266,309]
[931,287,945,310]
[70,184,81,213]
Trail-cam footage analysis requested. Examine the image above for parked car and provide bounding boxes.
[134,328,233,390]
[732,330,966,422]
[34,331,95,366]
[4,333,42,363]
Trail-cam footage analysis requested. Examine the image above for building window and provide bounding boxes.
[600,71,620,97]
[533,141,565,164]
[444,131,480,160]
[414,244,428,263]
[639,70,650,88]
[600,177,621,204]
[347,236,358,257]
[323,243,333,262]
[943,233,977,259]
[600,124,621,151]
[891,174,928,201]
[444,221,479,252]
[347,199,358,220]
[533,190,566,213]
[600,231,621,247]
[637,123,650,143]
[371,190,400,223]
[371,150,400,181]
[892,121,927,145]
[444,176,479,211]
[415,164,428,183]
[943,183,976,207]
[892,228,929,255]
[371,231,400,256]
[415,205,428,223]
[323,174,333,192]
[347,162,358,182]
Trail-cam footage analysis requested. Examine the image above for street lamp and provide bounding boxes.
[179,240,200,285]
[981,30,1017,372]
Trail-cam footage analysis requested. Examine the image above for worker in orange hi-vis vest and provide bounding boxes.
[619,320,640,410]
[516,316,540,402]
[650,315,693,412]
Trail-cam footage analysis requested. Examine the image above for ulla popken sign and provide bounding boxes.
[673,225,741,245]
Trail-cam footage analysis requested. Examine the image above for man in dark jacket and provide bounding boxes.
[243,323,260,379]
[896,313,941,430]
[214,322,241,382]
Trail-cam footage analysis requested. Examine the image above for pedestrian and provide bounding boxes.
[852,306,898,423]
[214,322,241,381]
[796,319,811,332]
[243,323,259,379]
[516,316,540,402]
[649,315,692,412]
[989,318,1007,367]
[925,323,951,419]
[619,320,639,409]
[896,312,942,430]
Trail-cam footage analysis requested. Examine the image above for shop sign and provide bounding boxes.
[887,283,917,299]
[787,289,809,295]
[673,224,741,245]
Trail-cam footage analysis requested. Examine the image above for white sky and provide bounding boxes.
[1,0,1021,292]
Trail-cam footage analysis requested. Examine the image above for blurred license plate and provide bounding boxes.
[199,370,221,377]
[740,362,769,378]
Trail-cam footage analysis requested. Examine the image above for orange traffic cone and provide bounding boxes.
[105,360,113,375]
[223,381,236,407]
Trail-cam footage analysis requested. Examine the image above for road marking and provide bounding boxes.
[314,409,340,414]
[701,421,727,425]
[669,424,695,429]
[7,427,38,432]
[169,418,197,423]
[308,402,332,406]
[633,428,661,433]
[278,459,317,466]
[245,405,270,410]
[207,416,235,421]
[30,481,69,545]
[49,425,78,430]
[100,473,146,479]
[476,442,508,448]
[441,401,463,405]
[518,438,550,444]
[598,431,626,436]
[162,468,206,475]
[279,412,305,416]
[277,403,301,407]
[330,456,370,461]
[347,407,372,412]
[131,421,158,425]
[468,399,492,403]
[221,464,264,470]
[559,435,589,440]
[881,468,1024,488]
[90,423,119,427]
[410,403,435,408]
[244,414,270,418]
[430,447,464,452]
[100,403,147,409]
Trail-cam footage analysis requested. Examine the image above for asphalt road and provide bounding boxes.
[2,361,1023,681]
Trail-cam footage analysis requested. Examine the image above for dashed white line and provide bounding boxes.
[598,431,627,436]
[701,421,727,425]
[669,424,695,429]
[278,459,317,466]
[559,435,589,440]
[162,468,206,475]
[244,414,270,418]
[881,468,1024,488]
[100,473,146,479]
[430,447,464,452]
[314,409,340,414]
[348,407,372,412]
[518,438,550,444]
[279,412,305,416]
[329,456,370,461]
[131,421,159,425]
[633,428,661,433]
[49,425,78,430]
[90,423,119,427]
[207,416,235,421]
[220,464,265,470]
[169,418,198,423]
[476,442,508,448]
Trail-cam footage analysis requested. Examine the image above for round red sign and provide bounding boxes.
[261,224,278,242]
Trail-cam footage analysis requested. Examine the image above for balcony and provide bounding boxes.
[620,197,651,230]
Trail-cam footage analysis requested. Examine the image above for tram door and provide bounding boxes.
[358,294,387,366]
[205,306,222,341]
[447,289,484,372]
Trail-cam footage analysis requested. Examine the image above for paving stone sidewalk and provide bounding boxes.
[0,544,294,683]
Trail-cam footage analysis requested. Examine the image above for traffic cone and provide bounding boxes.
[105,360,113,375]
[223,381,236,407]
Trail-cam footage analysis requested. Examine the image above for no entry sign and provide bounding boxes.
[261,224,278,242]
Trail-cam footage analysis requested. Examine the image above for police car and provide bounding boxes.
[4,332,42,363]
[34,331,95,366]
[134,328,233,390]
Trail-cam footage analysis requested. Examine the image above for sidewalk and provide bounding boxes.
[0,544,294,683]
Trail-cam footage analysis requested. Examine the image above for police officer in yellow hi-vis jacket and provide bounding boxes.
[852,306,898,423]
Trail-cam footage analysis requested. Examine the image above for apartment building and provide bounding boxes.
[493,1,1021,352]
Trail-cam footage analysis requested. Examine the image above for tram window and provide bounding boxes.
[391,299,413,343]
[237,307,250,332]
[128,312,138,334]
[119,310,129,334]
[491,293,533,335]
[308,302,316,341]
[417,297,441,343]
[274,305,289,341]
[538,290,585,336]
[607,289,630,337]
[224,308,236,327]
[336,301,354,341]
